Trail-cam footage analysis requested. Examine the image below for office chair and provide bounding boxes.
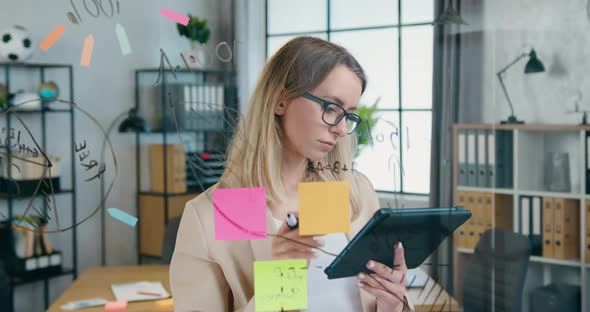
[161,217,182,264]
[463,228,531,312]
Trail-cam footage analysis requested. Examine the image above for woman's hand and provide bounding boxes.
[271,212,324,261]
[357,242,408,312]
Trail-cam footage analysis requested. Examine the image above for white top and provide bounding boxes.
[271,217,362,312]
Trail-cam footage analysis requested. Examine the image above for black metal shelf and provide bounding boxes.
[0,62,73,69]
[5,108,72,114]
[138,190,201,197]
[0,189,73,199]
[134,68,237,264]
[139,129,226,135]
[0,63,77,312]
[136,67,235,75]
[9,267,74,286]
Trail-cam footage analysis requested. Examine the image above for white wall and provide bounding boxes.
[0,0,233,310]
[477,0,590,124]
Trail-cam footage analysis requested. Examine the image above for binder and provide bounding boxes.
[455,192,467,248]
[477,131,488,187]
[495,130,514,188]
[585,200,590,263]
[531,196,543,256]
[190,85,198,130]
[586,200,590,264]
[486,130,495,187]
[465,193,477,249]
[183,85,191,130]
[204,84,212,130]
[553,198,580,260]
[515,196,521,233]
[520,196,531,238]
[458,130,467,186]
[467,131,477,186]
[497,194,514,230]
[483,192,493,230]
[216,84,225,130]
[474,193,485,243]
[542,197,554,258]
[586,132,590,194]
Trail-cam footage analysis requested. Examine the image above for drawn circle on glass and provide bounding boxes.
[83,0,101,17]
[98,0,115,17]
[2,98,117,234]
[375,133,384,142]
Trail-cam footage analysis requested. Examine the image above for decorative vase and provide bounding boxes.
[544,152,571,192]
[183,42,209,69]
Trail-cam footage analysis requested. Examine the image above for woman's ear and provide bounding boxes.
[275,101,287,116]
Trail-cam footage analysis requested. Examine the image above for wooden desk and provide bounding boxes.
[48,265,173,312]
[407,278,460,312]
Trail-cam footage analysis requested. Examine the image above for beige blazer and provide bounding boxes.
[170,173,414,312]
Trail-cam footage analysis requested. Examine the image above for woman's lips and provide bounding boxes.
[319,140,335,151]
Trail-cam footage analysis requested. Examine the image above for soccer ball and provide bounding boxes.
[0,25,34,62]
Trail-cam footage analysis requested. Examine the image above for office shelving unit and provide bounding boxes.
[134,68,237,263]
[0,62,77,312]
[452,123,589,312]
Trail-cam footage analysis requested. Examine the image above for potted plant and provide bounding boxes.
[355,97,380,158]
[177,14,211,68]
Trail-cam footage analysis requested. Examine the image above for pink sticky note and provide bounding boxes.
[160,8,190,26]
[213,187,267,240]
[104,301,127,312]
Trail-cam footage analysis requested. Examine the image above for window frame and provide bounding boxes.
[265,0,433,196]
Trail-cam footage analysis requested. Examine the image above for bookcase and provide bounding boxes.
[134,68,237,262]
[0,62,77,312]
[452,124,589,312]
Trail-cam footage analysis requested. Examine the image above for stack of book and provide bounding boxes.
[0,216,62,277]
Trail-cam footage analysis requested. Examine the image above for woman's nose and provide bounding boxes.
[331,117,348,137]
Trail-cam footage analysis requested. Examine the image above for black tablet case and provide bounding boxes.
[324,207,471,279]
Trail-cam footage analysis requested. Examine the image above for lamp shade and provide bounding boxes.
[118,108,148,132]
[434,6,469,25]
[525,49,545,73]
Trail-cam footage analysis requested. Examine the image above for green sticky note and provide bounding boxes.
[254,259,308,311]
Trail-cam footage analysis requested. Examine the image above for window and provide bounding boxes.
[266,0,433,195]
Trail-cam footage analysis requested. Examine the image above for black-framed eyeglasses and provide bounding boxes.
[302,92,362,134]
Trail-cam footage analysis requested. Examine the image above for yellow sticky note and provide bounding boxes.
[299,181,350,235]
[254,259,308,311]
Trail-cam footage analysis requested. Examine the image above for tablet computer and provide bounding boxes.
[324,207,471,279]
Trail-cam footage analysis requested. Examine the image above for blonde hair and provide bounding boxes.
[219,36,367,220]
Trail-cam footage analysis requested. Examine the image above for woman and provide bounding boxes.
[170,36,413,312]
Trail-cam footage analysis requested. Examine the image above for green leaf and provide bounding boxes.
[177,14,210,44]
[355,97,381,158]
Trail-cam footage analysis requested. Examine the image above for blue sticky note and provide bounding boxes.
[107,208,137,227]
[115,23,132,56]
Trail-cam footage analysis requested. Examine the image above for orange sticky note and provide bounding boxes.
[80,34,95,67]
[299,181,350,235]
[40,25,65,51]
